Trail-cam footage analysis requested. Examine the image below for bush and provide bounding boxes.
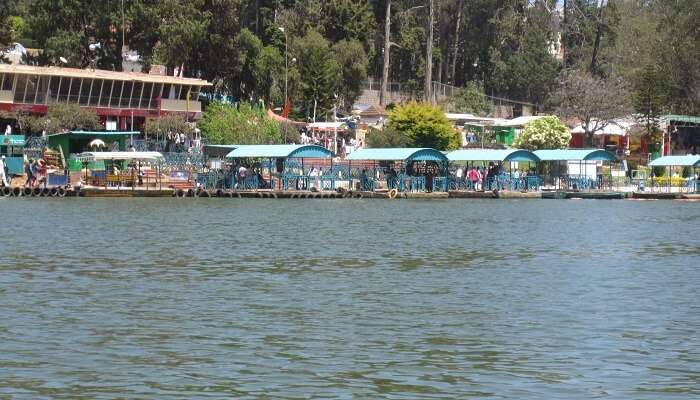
[387,101,460,150]
[513,116,570,150]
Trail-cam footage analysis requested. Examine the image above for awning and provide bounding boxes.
[50,130,140,137]
[346,148,449,162]
[494,116,547,127]
[534,149,616,162]
[74,151,164,162]
[570,119,633,136]
[226,144,334,159]
[447,149,539,162]
[1,135,26,146]
[648,155,700,167]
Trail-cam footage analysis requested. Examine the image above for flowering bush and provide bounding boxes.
[513,116,571,150]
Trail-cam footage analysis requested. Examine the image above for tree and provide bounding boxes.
[293,30,338,120]
[633,64,666,139]
[144,115,194,140]
[452,81,492,116]
[513,116,571,150]
[0,0,16,51]
[331,39,368,110]
[32,103,102,134]
[554,69,630,146]
[387,101,459,150]
[366,126,410,148]
[198,102,282,145]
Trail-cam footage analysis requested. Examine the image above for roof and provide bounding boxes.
[73,151,164,162]
[1,135,26,146]
[226,144,334,159]
[357,104,387,116]
[266,109,307,126]
[661,115,700,125]
[346,148,449,162]
[445,113,476,120]
[571,119,634,136]
[534,149,617,161]
[447,149,540,162]
[494,115,547,127]
[50,130,140,137]
[0,64,211,86]
[307,122,347,131]
[648,155,700,167]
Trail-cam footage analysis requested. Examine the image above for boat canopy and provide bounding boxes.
[447,149,539,162]
[346,148,448,162]
[225,144,333,159]
[533,149,616,162]
[648,155,700,167]
[74,151,164,162]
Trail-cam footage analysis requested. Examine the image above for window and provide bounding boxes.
[47,76,61,103]
[57,77,72,102]
[99,80,113,107]
[0,73,12,91]
[130,82,143,108]
[162,84,172,99]
[150,83,163,109]
[89,79,102,106]
[35,76,50,104]
[13,75,27,103]
[79,79,92,105]
[120,81,133,108]
[24,75,38,103]
[68,78,82,103]
[110,81,123,107]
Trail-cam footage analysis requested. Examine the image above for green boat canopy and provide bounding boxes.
[534,149,616,161]
[226,144,334,159]
[447,149,539,162]
[648,155,700,167]
[346,148,448,162]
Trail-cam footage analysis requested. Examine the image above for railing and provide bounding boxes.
[280,174,335,191]
[485,175,541,191]
[388,175,425,192]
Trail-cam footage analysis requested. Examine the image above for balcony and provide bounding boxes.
[160,99,202,113]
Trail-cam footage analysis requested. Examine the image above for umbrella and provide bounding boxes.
[88,139,106,149]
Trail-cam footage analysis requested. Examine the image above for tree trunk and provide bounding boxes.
[450,0,464,85]
[562,0,567,68]
[424,0,434,103]
[590,0,604,74]
[380,0,392,106]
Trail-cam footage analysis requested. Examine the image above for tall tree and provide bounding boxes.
[423,0,434,103]
[380,0,391,106]
[633,64,666,138]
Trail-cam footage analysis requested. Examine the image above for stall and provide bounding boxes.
[346,148,449,192]
[73,151,164,189]
[447,149,540,191]
[0,134,26,175]
[534,149,617,190]
[225,144,334,191]
[647,155,700,193]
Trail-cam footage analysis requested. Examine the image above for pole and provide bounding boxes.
[284,31,288,104]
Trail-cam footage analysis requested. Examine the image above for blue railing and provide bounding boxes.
[281,174,335,191]
[485,175,541,191]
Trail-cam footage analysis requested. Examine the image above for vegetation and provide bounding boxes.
[386,102,459,150]
[198,102,282,145]
[451,82,492,117]
[144,115,194,138]
[513,116,571,151]
[633,64,666,138]
[366,127,410,148]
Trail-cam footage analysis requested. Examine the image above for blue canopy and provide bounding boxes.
[226,144,334,159]
[346,148,448,162]
[534,149,616,161]
[648,155,700,167]
[447,149,539,162]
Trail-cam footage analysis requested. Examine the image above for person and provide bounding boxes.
[25,159,33,187]
[467,166,479,191]
[0,156,9,187]
[38,160,48,188]
[455,166,464,185]
[476,166,483,191]
[4,124,11,136]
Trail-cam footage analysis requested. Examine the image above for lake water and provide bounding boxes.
[1,198,699,399]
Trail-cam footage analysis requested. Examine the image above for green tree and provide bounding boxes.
[633,64,666,138]
[294,30,338,120]
[35,103,101,134]
[198,102,282,145]
[387,101,459,150]
[331,39,368,110]
[366,126,410,148]
[0,0,16,50]
[452,81,492,116]
[513,116,571,151]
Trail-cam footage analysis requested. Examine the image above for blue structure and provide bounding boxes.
[1,135,26,175]
[533,149,618,190]
[648,155,700,193]
[346,148,449,192]
[446,149,541,191]
[224,144,335,191]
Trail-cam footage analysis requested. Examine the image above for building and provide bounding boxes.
[0,64,211,132]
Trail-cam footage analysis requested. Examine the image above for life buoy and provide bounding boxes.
[1,186,10,196]
[198,189,211,198]
[215,189,224,197]
[388,188,398,199]
[270,192,278,199]
[49,187,59,197]
[57,187,67,197]
[186,188,195,197]
[13,186,23,197]
[353,192,363,199]
[31,187,41,197]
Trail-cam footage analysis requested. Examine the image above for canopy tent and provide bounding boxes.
[346,148,448,163]
[48,130,140,156]
[571,119,633,136]
[225,144,334,159]
[202,144,239,158]
[447,149,539,162]
[648,155,700,167]
[534,149,616,161]
[74,151,164,162]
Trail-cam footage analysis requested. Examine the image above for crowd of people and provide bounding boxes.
[23,159,48,188]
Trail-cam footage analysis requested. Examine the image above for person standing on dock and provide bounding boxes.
[0,156,9,187]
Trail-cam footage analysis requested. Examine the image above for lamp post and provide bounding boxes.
[279,27,288,105]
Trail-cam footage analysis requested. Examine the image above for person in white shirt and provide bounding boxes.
[4,125,11,136]
[0,156,9,186]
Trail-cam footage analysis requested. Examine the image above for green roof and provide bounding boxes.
[346,148,449,162]
[226,144,334,159]
[1,135,26,146]
[648,155,700,167]
[534,149,616,161]
[50,130,140,137]
[447,149,539,162]
[661,115,700,125]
